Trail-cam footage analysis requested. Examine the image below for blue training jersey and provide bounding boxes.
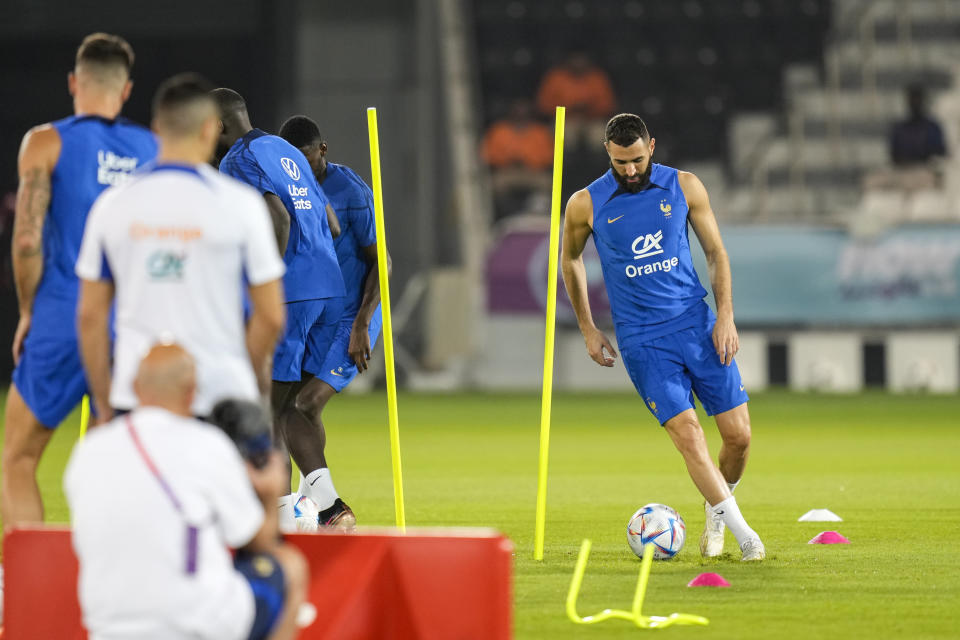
[586,164,708,344]
[322,163,378,317]
[219,129,345,302]
[32,115,157,338]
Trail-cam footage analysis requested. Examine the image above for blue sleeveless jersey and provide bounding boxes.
[322,163,377,317]
[220,129,345,302]
[586,164,708,343]
[33,115,157,338]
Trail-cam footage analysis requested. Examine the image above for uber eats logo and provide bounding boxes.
[147,251,187,280]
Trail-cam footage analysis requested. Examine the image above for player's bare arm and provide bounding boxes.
[349,243,391,372]
[326,203,341,238]
[680,171,738,366]
[11,125,60,363]
[77,278,116,424]
[561,188,617,367]
[263,192,292,255]
[246,279,286,394]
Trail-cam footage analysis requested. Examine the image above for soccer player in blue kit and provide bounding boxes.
[561,114,765,561]
[213,89,356,529]
[2,33,157,529]
[278,115,388,525]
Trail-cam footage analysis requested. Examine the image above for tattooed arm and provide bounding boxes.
[11,124,60,364]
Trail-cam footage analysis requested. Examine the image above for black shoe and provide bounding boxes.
[318,498,356,530]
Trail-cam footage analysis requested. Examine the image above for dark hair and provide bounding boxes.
[604,113,650,146]
[209,399,272,469]
[210,87,247,117]
[152,73,216,135]
[76,33,134,74]
[279,115,323,149]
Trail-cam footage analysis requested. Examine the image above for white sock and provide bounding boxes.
[296,472,307,495]
[710,496,759,546]
[277,494,297,533]
[301,468,339,511]
[727,479,740,493]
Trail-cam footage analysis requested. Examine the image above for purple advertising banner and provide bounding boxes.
[485,227,610,325]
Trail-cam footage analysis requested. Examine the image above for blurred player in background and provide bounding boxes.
[279,114,389,527]
[561,113,765,561]
[213,89,353,530]
[65,343,307,640]
[76,73,286,421]
[2,33,157,530]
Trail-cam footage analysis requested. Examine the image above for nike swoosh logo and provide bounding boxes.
[739,385,745,391]
[607,215,625,223]
[330,369,344,377]
[715,510,724,515]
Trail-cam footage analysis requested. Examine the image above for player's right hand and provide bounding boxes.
[348,321,371,372]
[12,313,31,365]
[584,327,617,367]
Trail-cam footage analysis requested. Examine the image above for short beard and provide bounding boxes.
[611,161,652,193]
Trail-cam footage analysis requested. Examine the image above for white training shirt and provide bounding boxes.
[76,163,285,416]
[64,407,265,640]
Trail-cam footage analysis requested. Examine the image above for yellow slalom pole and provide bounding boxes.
[533,106,565,561]
[367,107,406,532]
[79,394,90,441]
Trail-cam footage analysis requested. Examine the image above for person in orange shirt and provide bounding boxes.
[482,99,553,218]
[537,52,617,149]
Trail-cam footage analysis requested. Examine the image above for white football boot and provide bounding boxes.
[740,537,766,562]
[699,500,725,558]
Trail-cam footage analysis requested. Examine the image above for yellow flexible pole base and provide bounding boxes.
[566,539,710,629]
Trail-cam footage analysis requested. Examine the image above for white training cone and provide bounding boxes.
[798,509,842,522]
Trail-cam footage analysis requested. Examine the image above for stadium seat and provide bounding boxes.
[907,188,960,222]
[859,190,909,224]
[470,0,830,166]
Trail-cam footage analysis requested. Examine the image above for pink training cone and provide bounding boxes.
[687,572,731,587]
[808,531,850,544]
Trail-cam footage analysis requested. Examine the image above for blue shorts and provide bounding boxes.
[619,312,749,425]
[308,306,383,392]
[273,297,345,382]
[12,333,89,428]
[234,551,286,640]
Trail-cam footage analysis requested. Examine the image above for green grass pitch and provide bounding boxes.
[3,389,959,638]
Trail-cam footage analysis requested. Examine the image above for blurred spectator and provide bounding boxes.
[864,85,948,193]
[482,99,554,171]
[482,99,553,219]
[890,84,947,166]
[536,51,616,149]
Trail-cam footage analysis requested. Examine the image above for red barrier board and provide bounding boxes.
[2,527,512,639]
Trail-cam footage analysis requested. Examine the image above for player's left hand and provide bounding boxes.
[712,313,739,367]
[348,322,371,372]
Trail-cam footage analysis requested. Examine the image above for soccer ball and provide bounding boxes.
[627,503,686,560]
[293,494,320,532]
